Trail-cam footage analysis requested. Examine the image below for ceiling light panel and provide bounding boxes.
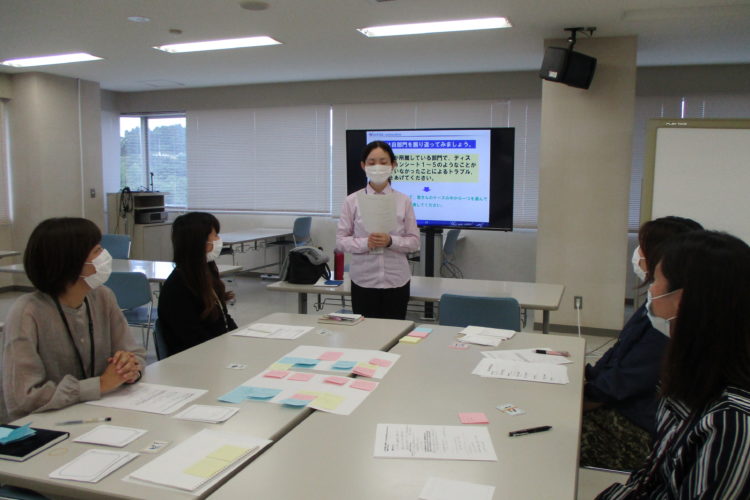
[357,17,511,37]
[1,52,102,68]
[154,36,281,53]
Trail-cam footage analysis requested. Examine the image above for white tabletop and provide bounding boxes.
[0,313,414,499]
[0,250,20,259]
[0,260,243,283]
[210,326,585,500]
[268,274,565,311]
[221,228,293,246]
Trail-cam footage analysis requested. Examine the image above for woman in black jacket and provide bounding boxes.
[158,212,237,356]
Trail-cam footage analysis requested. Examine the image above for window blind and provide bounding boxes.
[186,105,331,213]
[0,101,10,223]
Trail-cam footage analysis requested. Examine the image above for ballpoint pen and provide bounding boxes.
[56,417,111,426]
[509,425,552,437]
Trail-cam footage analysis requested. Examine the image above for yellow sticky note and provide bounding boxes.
[208,445,249,462]
[183,457,227,478]
[312,392,345,410]
[399,336,421,344]
[269,363,293,370]
[356,363,378,370]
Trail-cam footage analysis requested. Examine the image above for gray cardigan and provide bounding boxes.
[2,287,146,422]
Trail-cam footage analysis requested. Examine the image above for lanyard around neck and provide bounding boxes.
[54,296,95,378]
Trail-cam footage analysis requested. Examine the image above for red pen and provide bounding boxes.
[535,349,570,357]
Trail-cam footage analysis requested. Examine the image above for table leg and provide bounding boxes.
[298,293,308,314]
[543,310,550,334]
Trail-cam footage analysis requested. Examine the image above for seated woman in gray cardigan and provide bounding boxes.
[3,218,145,421]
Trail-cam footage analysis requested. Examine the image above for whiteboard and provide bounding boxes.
[642,120,750,244]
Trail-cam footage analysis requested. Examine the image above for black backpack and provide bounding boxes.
[286,247,331,284]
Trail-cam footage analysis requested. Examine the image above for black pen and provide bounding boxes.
[509,425,552,437]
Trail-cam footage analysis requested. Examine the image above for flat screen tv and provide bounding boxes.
[346,128,514,230]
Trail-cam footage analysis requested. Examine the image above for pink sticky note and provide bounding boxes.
[291,392,317,401]
[288,372,315,382]
[352,365,376,378]
[369,358,392,367]
[408,331,429,338]
[263,370,289,379]
[459,412,489,424]
[324,376,349,385]
[350,380,378,391]
[319,351,344,361]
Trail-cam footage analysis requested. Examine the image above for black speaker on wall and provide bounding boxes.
[539,46,597,90]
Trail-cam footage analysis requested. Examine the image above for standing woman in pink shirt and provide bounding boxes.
[336,141,420,319]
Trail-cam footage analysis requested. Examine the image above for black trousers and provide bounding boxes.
[351,280,410,320]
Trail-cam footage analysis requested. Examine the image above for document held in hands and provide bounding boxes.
[373,424,497,461]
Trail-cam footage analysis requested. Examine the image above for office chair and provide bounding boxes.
[153,319,171,361]
[292,216,312,247]
[104,272,156,349]
[438,293,521,331]
[440,229,463,278]
[100,234,131,259]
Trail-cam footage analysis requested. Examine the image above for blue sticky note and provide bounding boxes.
[331,360,356,370]
[279,357,319,367]
[414,327,433,333]
[0,423,35,445]
[246,387,283,400]
[324,280,344,286]
[218,386,255,404]
[280,398,311,407]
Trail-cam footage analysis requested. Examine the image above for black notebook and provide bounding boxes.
[0,425,69,462]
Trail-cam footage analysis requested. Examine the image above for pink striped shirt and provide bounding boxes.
[336,184,420,289]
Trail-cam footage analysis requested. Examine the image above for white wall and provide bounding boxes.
[6,73,104,287]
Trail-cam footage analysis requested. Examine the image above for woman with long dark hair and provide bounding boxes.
[336,141,420,320]
[598,230,750,498]
[158,212,237,355]
[3,218,144,421]
[581,216,702,470]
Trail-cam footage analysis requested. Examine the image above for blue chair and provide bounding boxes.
[292,216,312,247]
[153,319,171,361]
[101,234,131,259]
[104,272,156,349]
[441,229,463,278]
[438,293,521,331]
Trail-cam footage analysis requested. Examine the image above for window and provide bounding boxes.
[119,115,186,206]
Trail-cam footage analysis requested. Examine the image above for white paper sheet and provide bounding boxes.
[128,429,270,492]
[236,370,377,416]
[357,192,397,233]
[86,383,207,415]
[373,424,497,461]
[482,348,572,365]
[472,358,569,384]
[419,477,496,500]
[173,405,239,423]
[74,425,147,448]
[49,449,138,483]
[458,326,516,346]
[276,345,399,379]
[231,323,314,340]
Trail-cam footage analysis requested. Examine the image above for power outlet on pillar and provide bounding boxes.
[574,296,583,310]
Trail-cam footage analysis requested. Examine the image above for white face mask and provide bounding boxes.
[206,237,223,262]
[631,246,647,281]
[82,249,112,290]
[645,289,678,337]
[365,164,392,185]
